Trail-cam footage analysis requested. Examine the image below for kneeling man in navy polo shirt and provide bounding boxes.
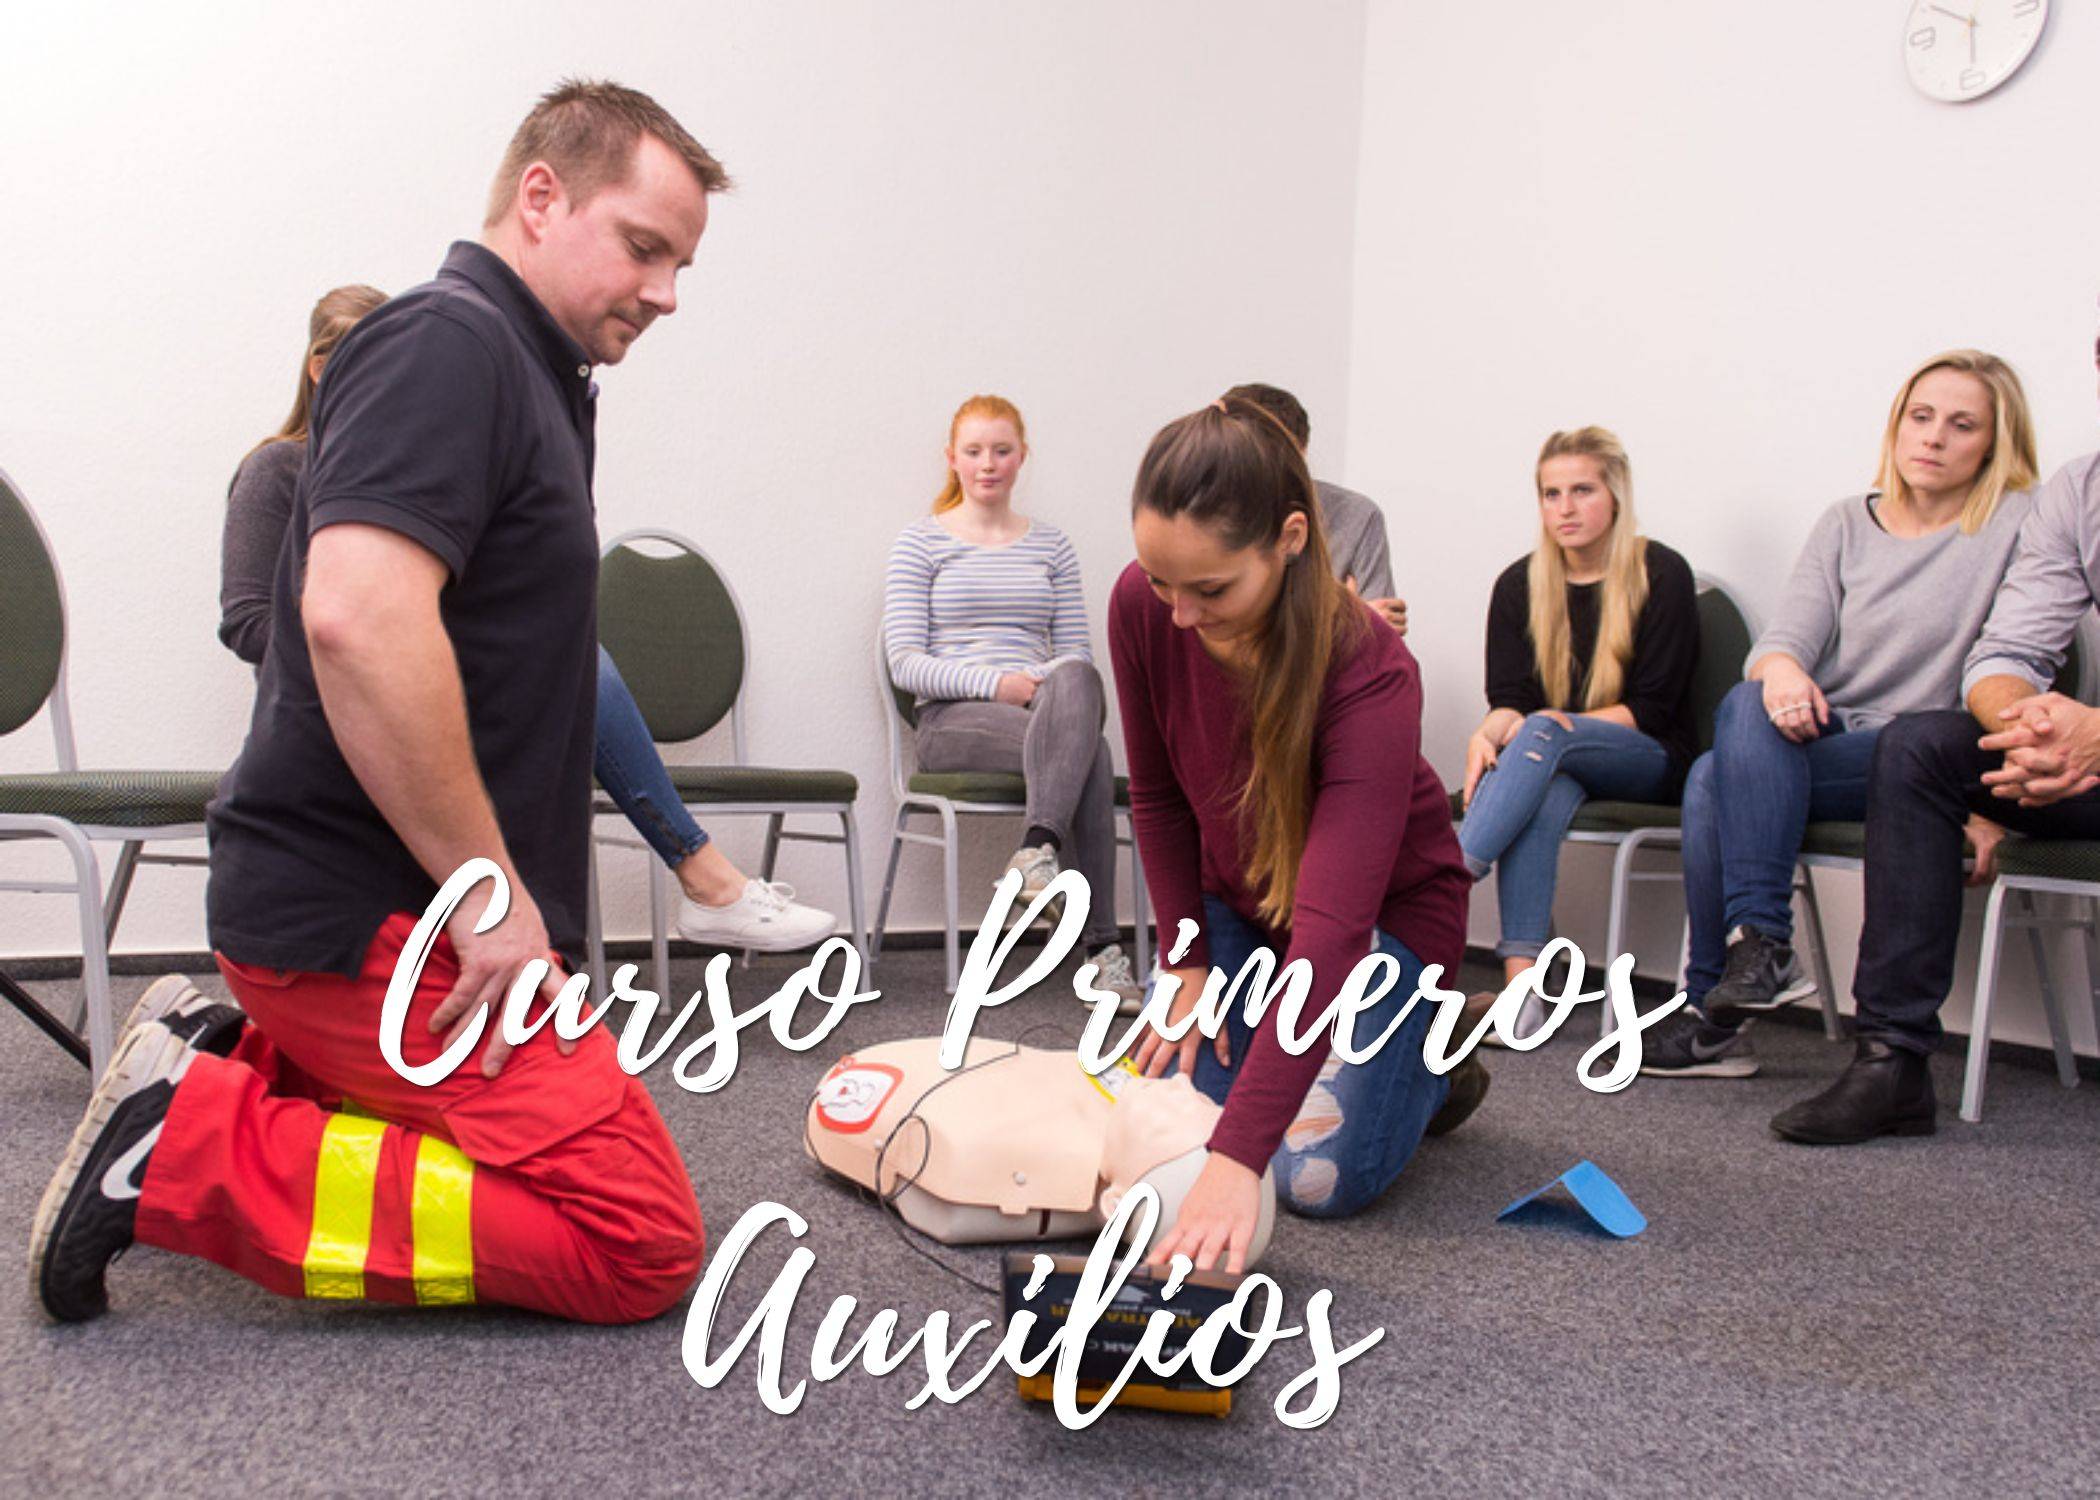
[34,79,730,1324]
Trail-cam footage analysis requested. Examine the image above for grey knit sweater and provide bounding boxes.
[217,438,304,666]
[1747,490,2030,731]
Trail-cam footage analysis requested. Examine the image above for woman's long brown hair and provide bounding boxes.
[1132,397,1364,926]
[249,284,387,458]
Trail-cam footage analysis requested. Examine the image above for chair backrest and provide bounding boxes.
[876,637,919,800]
[1689,575,1754,758]
[0,465,67,741]
[598,529,746,754]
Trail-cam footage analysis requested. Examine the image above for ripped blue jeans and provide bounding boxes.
[1187,896,1450,1220]
[1459,713,1673,960]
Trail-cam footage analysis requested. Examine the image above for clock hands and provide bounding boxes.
[1925,5,1979,66]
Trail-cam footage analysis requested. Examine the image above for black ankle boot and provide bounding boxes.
[1770,1036,1936,1145]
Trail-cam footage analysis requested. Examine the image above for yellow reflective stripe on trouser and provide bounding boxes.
[303,1113,386,1299]
[410,1136,477,1306]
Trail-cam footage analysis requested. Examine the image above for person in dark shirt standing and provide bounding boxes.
[1460,427,1698,1032]
[1111,396,1483,1276]
[35,81,729,1326]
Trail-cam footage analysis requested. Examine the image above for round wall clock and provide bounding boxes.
[1904,1,2049,101]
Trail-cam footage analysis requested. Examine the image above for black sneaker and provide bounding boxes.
[1638,1007,1758,1079]
[1426,1056,1490,1136]
[121,975,245,1058]
[30,1020,193,1322]
[1702,926,1816,1028]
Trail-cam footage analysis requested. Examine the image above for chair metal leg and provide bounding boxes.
[2083,897,2100,1069]
[839,807,868,964]
[102,840,143,944]
[648,856,672,1001]
[873,806,911,959]
[2017,889,2079,1089]
[1961,880,2012,1123]
[44,822,113,1080]
[1794,863,1844,1039]
[586,841,609,996]
[940,804,961,994]
[1600,834,1644,1040]
[759,813,784,882]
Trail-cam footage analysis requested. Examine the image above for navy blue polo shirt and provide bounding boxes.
[207,242,601,976]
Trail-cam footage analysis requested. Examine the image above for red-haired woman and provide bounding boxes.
[1112,396,1485,1272]
[883,395,1139,1004]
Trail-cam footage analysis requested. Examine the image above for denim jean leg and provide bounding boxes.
[594,646,708,869]
[1463,714,1673,960]
[1190,896,1262,1108]
[1802,726,1880,822]
[1709,680,1813,939]
[1491,773,1586,959]
[1680,752,1725,1005]
[1191,897,1450,1220]
[1269,930,1449,1220]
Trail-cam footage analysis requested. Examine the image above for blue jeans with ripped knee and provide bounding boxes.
[1459,712,1673,960]
[1187,895,1450,1220]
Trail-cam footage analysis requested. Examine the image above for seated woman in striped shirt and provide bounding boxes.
[883,395,1141,1006]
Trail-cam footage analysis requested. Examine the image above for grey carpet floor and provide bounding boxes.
[4,949,2098,1499]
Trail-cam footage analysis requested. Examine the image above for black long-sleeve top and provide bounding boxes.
[1483,538,1700,781]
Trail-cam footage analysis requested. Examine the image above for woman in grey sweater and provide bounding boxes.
[1645,350,2040,1078]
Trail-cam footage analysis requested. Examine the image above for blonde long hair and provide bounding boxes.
[933,394,1028,513]
[250,284,387,459]
[1132,396,1365,925]
[1871,349,2038,533]
[1526,426,1648,711]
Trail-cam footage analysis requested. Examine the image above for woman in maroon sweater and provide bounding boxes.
[1109,397,1484,1273]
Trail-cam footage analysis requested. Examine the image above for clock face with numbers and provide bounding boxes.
[1904,0,2049,101]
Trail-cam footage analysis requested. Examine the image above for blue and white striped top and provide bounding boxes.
[883,516,1093,702]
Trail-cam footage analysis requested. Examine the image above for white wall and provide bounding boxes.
[0,0,1368,959]
[1345,0,2100,1051]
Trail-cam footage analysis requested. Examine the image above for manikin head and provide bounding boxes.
[1099,1073,1276,1270]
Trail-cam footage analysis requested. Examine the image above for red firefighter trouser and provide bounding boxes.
[133,913,705,1324]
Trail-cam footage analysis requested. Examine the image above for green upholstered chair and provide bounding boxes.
[0,464,221,1078]
[586,530,866,1000]
[1962,838,2100,1122]
[873,642,1151,994]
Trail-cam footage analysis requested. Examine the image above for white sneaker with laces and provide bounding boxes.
[1002,844,1060,899]
[1084,943,1144,1014]
[675,880,837,953]
[998,844,1062,929]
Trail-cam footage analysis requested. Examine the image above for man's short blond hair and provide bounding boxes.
[483,78,730,228]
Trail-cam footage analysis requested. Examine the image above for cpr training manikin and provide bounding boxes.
[805,1037,1278,1268]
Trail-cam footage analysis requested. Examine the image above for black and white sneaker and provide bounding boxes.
[121,975,245,1058]
[30,1020,194,1323]
[1702,926,1816,1028]
[1638,1007,1758,1079]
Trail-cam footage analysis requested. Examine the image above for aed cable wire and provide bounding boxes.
[801,1021,1081,1299]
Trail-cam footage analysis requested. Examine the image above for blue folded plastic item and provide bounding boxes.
[1498,1159,1647,1238]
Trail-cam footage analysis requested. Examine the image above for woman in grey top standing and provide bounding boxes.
[1645,349,2039,1078]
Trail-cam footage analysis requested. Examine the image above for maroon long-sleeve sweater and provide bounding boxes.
[1107,561,1470,1173]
